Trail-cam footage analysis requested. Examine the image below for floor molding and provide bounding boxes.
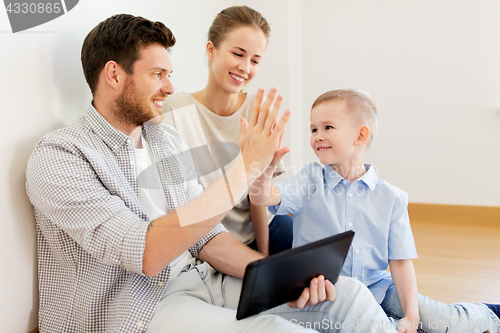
[408,202,500,226]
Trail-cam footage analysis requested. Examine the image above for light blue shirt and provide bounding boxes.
[269,163,418,303]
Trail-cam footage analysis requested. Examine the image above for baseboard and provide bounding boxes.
[408,203,500,227]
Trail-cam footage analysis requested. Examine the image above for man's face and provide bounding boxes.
[114,43,174,126]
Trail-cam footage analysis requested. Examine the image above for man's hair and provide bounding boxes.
[312,89,378,148]
[208,5,270,48]
[81,14,176,95]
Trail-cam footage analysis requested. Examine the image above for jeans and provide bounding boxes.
[248,214,293,254]
[146,261,397,333]
[381,284,500,333]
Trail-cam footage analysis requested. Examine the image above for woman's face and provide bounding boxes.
[208,25,267,94]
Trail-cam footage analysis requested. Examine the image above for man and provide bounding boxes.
[26,14,396,333]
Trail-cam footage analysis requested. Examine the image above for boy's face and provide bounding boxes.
[310,100,360,167]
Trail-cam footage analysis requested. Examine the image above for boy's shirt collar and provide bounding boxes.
[323,164,378,191]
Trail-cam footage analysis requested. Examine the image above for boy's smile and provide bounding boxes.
[309,100,361,170]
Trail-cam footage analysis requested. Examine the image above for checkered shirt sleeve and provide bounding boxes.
[25,105,226,333]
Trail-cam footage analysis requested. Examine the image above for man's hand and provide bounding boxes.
[287,275,336,309]
[239,87,291,183]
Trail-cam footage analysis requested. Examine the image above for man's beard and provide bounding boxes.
[113,77,163,127]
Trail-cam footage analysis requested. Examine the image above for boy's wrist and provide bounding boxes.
[402,313,420,323]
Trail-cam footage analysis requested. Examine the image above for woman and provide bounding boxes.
[163,5,292,255]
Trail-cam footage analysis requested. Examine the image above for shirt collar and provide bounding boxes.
[323,164,378,191]
[86,103,132,150]
[86,103,166,150]
[359,164,378,191]
[323,165,344,189]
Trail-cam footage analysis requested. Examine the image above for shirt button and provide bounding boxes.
[158,282,164,287]
[136,321,143,328]
[348,193,353,198]
[355,249,360,254]
[342,180,347,184]
[348,222,353,227]
[130,160,135,165]
[114,145,119,150]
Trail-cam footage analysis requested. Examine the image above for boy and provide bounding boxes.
[249,89,500,333]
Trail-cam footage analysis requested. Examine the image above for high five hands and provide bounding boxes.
[239,87,291,183]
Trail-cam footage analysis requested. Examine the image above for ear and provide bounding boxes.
[354,126,370,146]
[206,41,215,62]
[102,60,125,91]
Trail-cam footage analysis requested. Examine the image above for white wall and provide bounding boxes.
[1,1,499,332]
[0,1,232,331]
[298,0,500,206]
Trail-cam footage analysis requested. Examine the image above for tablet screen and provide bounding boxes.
[236,230,354,320]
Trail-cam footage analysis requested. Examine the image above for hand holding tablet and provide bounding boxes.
[236,230,354,319]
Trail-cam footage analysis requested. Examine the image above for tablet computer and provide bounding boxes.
[236,230,354,320]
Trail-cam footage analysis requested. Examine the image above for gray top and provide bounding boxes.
[163,92,284,245]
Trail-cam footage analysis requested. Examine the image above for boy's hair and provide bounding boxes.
[81,14,176,95]
[208,5,270,48]
[312,89,378,148]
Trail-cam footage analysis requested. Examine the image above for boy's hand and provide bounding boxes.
[239,87,290,182]
[256,128,289,182]
[287,275,336,309]
[266,129,289,173]
[396,316,419,333]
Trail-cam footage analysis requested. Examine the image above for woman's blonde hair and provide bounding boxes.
[208,6,270,48]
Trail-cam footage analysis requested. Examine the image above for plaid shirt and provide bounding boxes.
[26,104,226,333]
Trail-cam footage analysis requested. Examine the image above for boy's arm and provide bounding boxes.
[249,202,270,255]
[249,124,289,207]
[249,165,283,206]
[389,259,420,333]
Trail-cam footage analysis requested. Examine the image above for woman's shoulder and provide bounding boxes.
[163,92,195,111]
[238,92,256,117]
[243,91,256,105]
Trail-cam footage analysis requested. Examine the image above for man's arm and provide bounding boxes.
[199,232,264,278]
[143,88,291,276]
[389,259,420,333]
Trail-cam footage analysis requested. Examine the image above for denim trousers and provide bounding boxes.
[381,284,500,333]
[146,261,397,333]
[247,214,293,254]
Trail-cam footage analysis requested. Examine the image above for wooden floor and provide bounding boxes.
[411,214,500,304]
[27,205,500,333]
